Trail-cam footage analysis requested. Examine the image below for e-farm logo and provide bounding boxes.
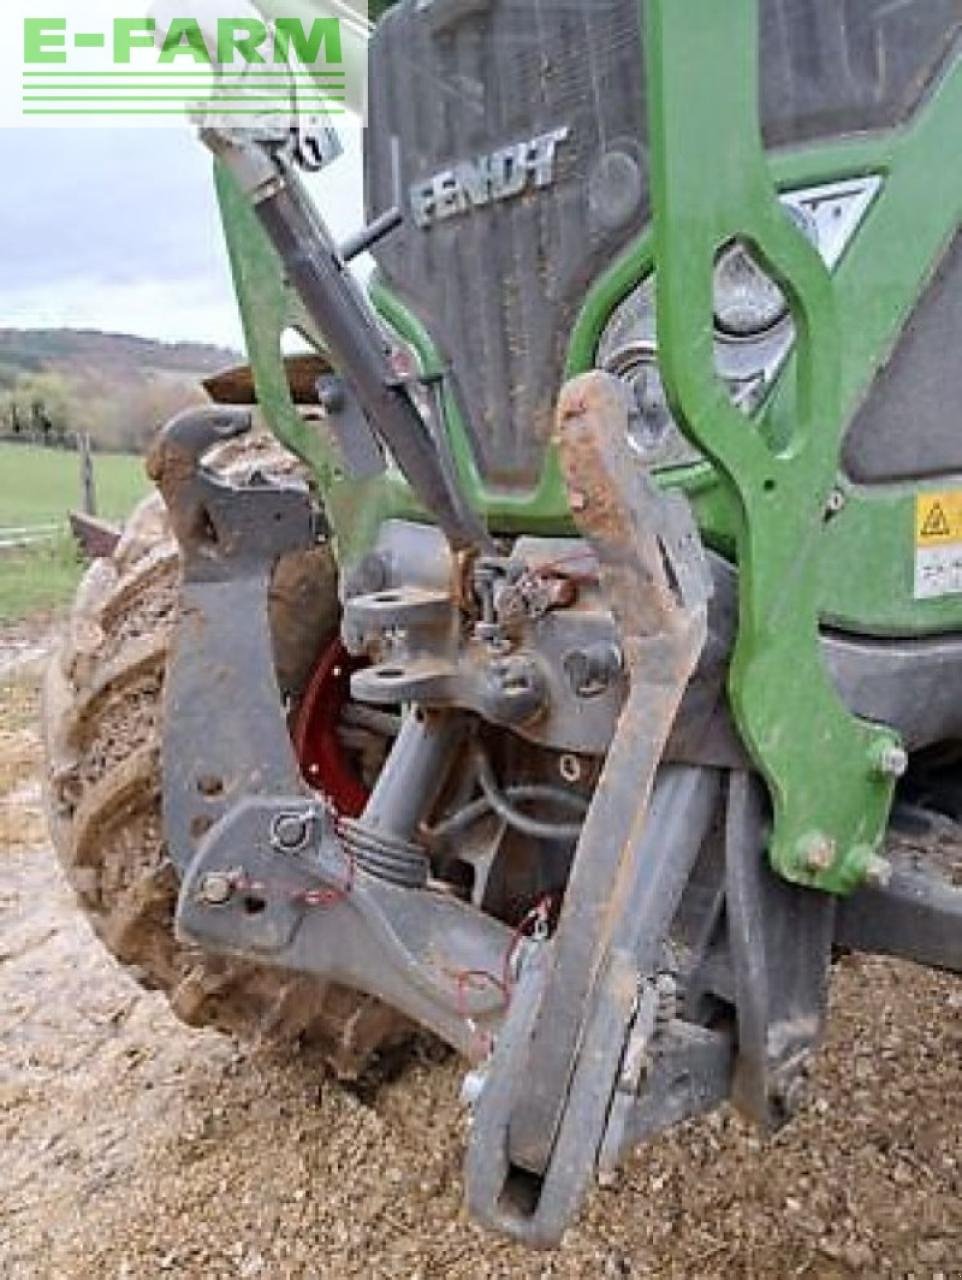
[14,5,358,121]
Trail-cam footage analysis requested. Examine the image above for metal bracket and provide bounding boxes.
[835,845,962,974]
[645,0,900,893]
[148,407,320,870]
[464,372,716,1244]
[599,1021,734,1179]
[466,764,722,1246]
[200,125,493,554]
[151,407,514,1058]
[725,771,835,1127]
[176,795,513,1059]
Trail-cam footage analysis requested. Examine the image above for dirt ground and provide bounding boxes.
[1,625,960,1279]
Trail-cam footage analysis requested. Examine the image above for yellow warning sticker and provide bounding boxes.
[915,491,962,599]
[916,492,962,546]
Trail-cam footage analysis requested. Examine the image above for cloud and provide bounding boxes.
[3,273,244,347]
[0,120,364,346]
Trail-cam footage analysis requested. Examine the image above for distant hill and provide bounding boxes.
[0,329,238,378]
[0,329,242,454]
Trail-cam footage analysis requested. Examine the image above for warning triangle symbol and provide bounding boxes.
[922,502,951,538]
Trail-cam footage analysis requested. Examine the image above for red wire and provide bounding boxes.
[234,858,556,1054]
[452,968,511,1017]
[501,895,554,993]
[516,549,599,589]
[446,892,556,1050]
[300,821,355,907]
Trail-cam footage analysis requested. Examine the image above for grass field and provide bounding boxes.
[0,444,148,528]
[0,445,150,623]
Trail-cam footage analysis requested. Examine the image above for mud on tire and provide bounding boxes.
[41,438,404,1075]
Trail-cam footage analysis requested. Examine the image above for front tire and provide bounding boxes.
[41,439,405,1074]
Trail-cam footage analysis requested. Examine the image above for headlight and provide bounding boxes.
[712,242,789,338]
[712,205,820,339]
[597,177,881,466]
[604,341,702,468]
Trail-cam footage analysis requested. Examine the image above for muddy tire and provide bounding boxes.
[41,438,405,1075]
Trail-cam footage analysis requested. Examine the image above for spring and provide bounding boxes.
[337,818,430,889]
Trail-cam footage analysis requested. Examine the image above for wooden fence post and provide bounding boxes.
[78,433,97,517]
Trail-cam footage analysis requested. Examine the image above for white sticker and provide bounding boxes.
[915,492,962,600]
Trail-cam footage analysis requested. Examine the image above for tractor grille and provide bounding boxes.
[366,0,648,492]
[366,0,961,495]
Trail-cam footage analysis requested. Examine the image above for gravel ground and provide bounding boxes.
[1,639,960,1279]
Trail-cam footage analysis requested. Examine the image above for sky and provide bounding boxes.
[0,0,370,350]
[0,120,365,351]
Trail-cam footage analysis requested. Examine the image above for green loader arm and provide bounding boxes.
[646,0,901,894]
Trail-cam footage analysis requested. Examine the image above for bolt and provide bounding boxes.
[460,1068,488,1110]
[825,487,846,516]
[271,811,313,853]
[564,643,622,699]
[475,620,511,654]
[863,854,893,889]
[198,872,234,906]
[797,832,836,875]
[873,742,908,779]
[315,374,346,414]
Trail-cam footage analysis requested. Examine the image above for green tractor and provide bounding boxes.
[43,0,961,1246]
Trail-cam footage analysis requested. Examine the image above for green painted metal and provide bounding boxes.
[368,63,962,636]
[369,279,574,534]
[774,85,962,636]
[215,0,961,893]
[219,55,962,630]
[644,0,903,893]
[567,84,962,637]
[215,162,410,560]
[216,165,333,487]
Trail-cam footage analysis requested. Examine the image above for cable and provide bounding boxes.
[472,745,586,842]
[428,785,588,848]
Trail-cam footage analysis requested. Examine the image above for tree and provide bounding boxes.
[0,371,71,445]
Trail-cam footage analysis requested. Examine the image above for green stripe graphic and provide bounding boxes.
[22,70,345,78]
[22,108,347,115]
[20,60,352,117]
[23,96,346,102]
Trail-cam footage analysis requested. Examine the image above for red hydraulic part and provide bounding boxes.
[292,637,370,818]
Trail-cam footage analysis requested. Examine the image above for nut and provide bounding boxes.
[198,872,234,906]
[270,811,313,853]
[863,854,893,889]
[874,743,908,779]
[559,753,583,784]
[798,832,836,874]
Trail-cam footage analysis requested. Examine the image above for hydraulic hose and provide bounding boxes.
[429,787,588,847]
[467,746,587,843]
